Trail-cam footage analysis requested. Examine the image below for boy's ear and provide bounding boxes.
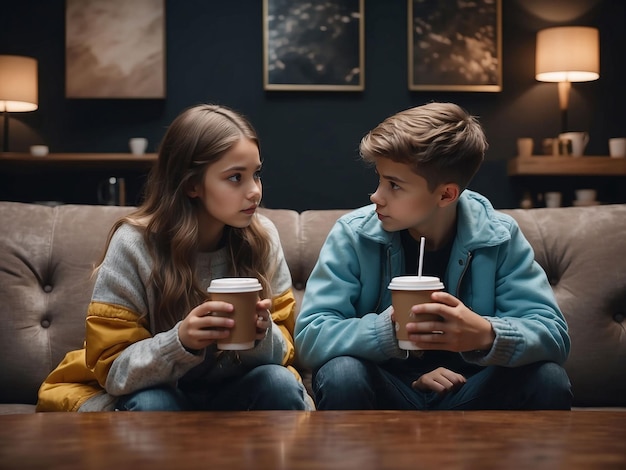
[438,183,460,207]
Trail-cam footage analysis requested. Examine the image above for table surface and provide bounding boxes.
[1,410,625,469]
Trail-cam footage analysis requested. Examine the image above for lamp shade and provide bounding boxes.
[0,55,38,112]
[535,27,599,83]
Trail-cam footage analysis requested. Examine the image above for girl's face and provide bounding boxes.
[369,157,444,234]
[188,137,262,251]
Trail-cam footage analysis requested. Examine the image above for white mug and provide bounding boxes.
[544,191,562,208]
[517,137,533,157]
[558,132,589,157]
[129,137,148,155]
[609,138,626,158]
[575,189,597,202]
[30,145,49,157]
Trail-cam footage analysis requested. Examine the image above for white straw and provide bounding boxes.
[418,236,425,278]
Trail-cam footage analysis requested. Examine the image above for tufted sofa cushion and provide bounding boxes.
[500,207,626,407]
[0,203,133,408]
[1,202,625,413]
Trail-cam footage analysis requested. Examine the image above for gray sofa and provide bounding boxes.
[1,201,625,413]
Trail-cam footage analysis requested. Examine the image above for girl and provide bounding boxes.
[37,104,312,411]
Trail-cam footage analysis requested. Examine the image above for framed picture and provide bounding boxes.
[263,0,364,91]
[408,0,502,92]
[66,0,166,98]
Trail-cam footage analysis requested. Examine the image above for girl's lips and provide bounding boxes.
[242,206,257,215]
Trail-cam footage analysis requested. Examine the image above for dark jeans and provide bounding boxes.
[116,364,309,411]
[313,352,572,410]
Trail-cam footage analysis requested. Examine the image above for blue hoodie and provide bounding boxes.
[295,190,570,371]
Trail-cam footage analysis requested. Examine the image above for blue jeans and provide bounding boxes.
[313,354,572,410]
[116,364,309,411]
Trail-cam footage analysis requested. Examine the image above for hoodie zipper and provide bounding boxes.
[374,244,391,313]
[455,251,473,296]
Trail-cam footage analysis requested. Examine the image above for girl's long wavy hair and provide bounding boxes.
[98,104,274,333]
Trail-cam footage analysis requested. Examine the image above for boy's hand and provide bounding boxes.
[412,367,466,394]
[405,291,495,352]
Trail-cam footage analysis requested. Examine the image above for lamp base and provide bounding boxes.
[2,110,7,153]
[561,109,568,134]
[558,81,571,133]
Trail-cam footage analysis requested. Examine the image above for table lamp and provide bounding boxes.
[535,26,599,133]
[0,55,39,152]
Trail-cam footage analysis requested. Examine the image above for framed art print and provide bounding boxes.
[66,0,166,98]
[263,0,364,91]
[408,0,502,92]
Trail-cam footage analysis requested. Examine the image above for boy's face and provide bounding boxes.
[369,157,445,233]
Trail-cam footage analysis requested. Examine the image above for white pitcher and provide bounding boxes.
[558,132,589,157]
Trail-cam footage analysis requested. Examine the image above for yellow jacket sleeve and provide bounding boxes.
[271,288,297,367]
[84,302,151,387]
[37,301,150,412]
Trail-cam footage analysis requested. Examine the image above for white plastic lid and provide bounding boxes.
[388,276,444,291]
[207,277,262,293]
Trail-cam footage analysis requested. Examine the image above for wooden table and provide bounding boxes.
[1,411,625,469]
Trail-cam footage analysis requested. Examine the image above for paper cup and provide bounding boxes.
[207,278,262,350]
[389,276,444,350]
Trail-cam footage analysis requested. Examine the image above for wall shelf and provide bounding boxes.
[508,156,626,176]
[0,152,157,169]
[0,152,157,205]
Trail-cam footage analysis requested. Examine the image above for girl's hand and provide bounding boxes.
[412,367,466,394]
[255,298,272,341]
[178,300,234,352]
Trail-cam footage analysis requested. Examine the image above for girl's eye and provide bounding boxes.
[227,173,242,183]
[254,170,262,180]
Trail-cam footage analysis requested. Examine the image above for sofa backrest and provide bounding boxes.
[0,203,134,406]
[261,208,350,310]
[499,206,626,407]
[1,201,625,407]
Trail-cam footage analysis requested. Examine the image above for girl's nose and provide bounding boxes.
[249,181,262,200]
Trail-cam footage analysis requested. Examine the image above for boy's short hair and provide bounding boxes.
[359,102,488,191]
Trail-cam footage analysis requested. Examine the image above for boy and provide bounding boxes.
[295,102,572,410]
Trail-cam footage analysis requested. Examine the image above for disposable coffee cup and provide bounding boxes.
[207,278,262,350]
[389,276,444,350]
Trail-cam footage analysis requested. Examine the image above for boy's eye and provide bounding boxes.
[390,181,400,190]
[227,173,242,182]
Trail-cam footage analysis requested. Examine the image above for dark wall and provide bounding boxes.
[1,0,625,210]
